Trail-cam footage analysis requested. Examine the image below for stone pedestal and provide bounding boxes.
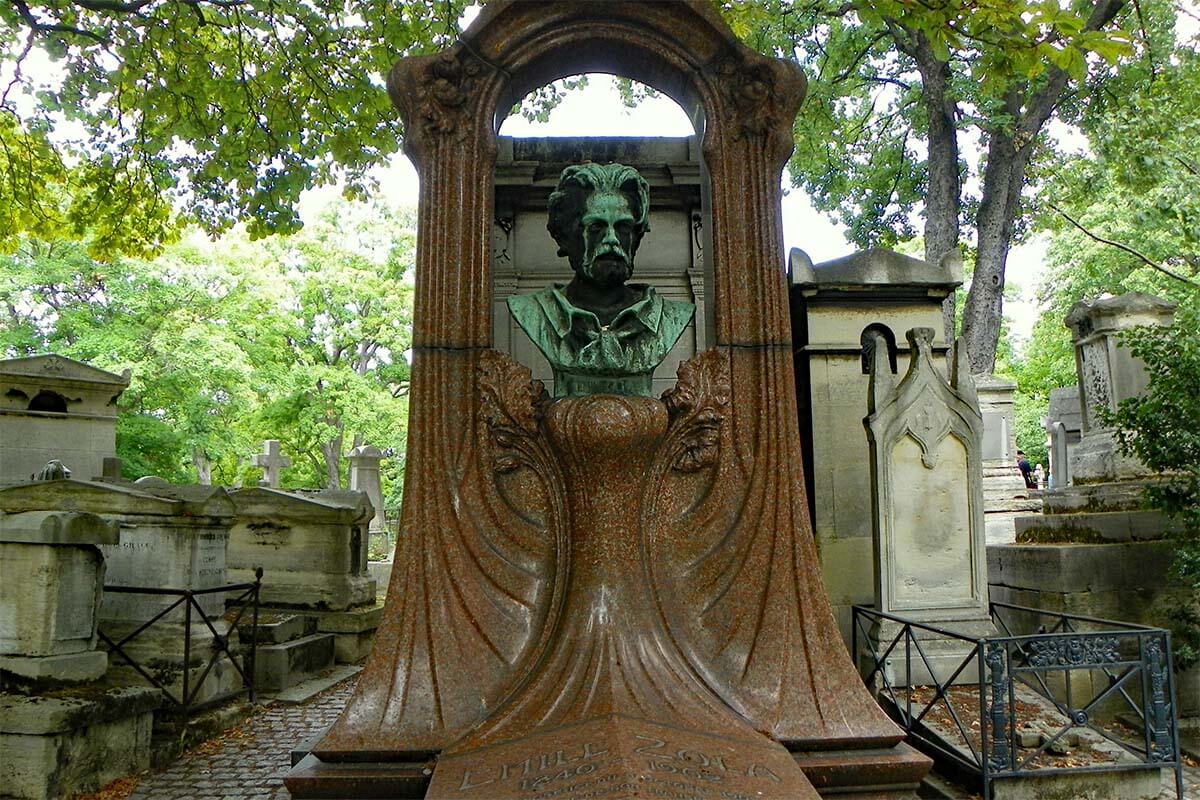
[975,374,1041,544]
[348,445,389,554]
[1065,293,1176,485]
[0,511,119,684]
[790,246,961,644]
[864,329,997,685]
[1014,294,1180,557]
[0,686,161,800]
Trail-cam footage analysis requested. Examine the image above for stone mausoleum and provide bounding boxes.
[0,355,130,484]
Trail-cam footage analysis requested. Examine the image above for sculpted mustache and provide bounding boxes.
[591,244,629,261]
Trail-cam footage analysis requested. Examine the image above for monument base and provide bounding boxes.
[286,743,933,800]
[426,714,818,800]
[286,753,433,799]
[791,743,930,798]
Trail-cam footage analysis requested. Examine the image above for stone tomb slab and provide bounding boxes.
[426,715,818,800]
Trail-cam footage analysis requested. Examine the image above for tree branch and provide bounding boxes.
[1050,201,1200,287]
[12,0,107,42]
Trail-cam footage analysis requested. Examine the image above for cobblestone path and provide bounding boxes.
[121,674,1197,799]
[126,678,355,800]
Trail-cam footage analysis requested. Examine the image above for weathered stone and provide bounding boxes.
[227,487,375,611]
[299,604,383,664]
[0,354,130,485]
[348,444,388,549]
[254,633,336,693]
[0,651,108,684]
[0,511,121,684]
[0,686,160,800]
[1045,386,1082,488]
[0,479,238,701]
[864,328,996,684]
[790,247,962,645]
[974,373,1030,510]
[251,439,291,488]
[1065,292,1176,485]
[1015,508,1178,543]
[0,510,119,545]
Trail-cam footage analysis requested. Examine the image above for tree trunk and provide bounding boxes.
[961,115,1030,375]
[192,448,213,485]
[320,427,344,489]
[959,0,1128,374]
[915,39,962,344]
[887,24,962,343]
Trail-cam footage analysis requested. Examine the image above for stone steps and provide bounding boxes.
[253,633,336,693]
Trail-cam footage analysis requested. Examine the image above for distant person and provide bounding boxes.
[1017,450,1036,489]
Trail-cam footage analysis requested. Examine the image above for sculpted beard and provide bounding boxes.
[582,242,633,287]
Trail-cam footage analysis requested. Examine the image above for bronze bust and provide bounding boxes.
[506,162,695,397]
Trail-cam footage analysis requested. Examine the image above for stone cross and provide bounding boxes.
[253,440,291,488]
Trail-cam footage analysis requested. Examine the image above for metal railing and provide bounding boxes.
[98,568,262,724]
[851,602,1184,800]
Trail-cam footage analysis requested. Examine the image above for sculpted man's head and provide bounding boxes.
[547,163,650,289]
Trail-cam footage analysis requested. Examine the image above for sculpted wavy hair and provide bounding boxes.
[546,163,651,262]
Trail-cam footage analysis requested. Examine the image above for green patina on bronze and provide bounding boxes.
[506,162,695,398]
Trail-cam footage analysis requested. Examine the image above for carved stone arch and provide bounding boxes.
[303,3,925,795]
[387,0,806,351]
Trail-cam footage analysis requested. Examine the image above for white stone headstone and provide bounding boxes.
[864,328,996,683]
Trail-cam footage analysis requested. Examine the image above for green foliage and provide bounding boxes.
[0,198,414,509]
[0,0,466,257]
[1015,35,1200,472]
[1105,306,1200,588]
[716,0,1142,250]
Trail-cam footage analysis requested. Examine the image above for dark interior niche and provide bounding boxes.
[28,390,69,413]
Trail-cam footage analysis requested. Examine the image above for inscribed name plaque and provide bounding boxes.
[889,434,974,609]
[432,720,803,800]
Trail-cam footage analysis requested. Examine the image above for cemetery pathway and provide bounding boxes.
[116,673,1198,799]
[124,677,355,800]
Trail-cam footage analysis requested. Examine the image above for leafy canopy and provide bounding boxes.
[0,197,415,503]
[0,0,466,257]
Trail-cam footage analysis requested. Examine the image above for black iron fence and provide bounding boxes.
[98,568,262,724]
[851,602,1184,800]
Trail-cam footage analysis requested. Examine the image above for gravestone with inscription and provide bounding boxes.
[864,328,996,683]
[0,479,239,703]
[287,4,931,799]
